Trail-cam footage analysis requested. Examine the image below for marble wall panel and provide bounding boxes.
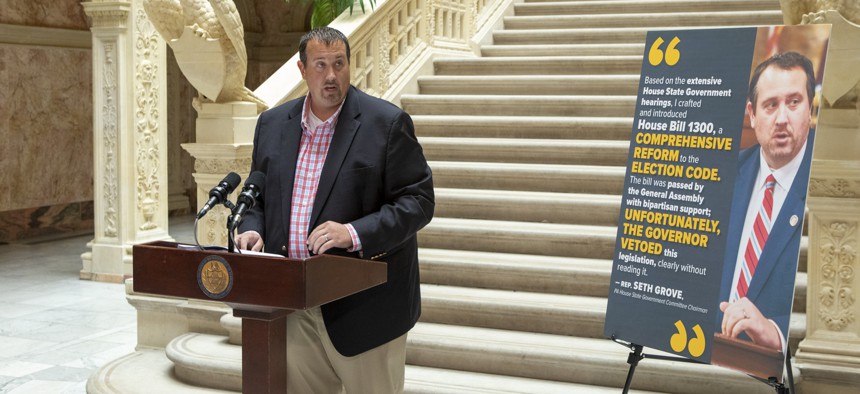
[0,44,93,213]
[0,0,89,30]
[0,201,94,243]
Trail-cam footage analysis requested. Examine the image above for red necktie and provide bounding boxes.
[736,174,776,300]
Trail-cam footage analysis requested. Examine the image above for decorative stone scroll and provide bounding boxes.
[818,221,858,331]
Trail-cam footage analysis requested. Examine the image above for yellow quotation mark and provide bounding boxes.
[649,36,681,66]
[670,320,705,357]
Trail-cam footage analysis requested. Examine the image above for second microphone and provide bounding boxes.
[231,171,265,231]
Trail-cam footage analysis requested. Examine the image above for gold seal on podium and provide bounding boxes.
[197,255,233,299]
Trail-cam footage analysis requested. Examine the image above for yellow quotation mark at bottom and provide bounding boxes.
[670,320,705,357]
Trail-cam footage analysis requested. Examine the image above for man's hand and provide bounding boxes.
[308,221,353,255]
[235,230,264,252]
[719,298,781,350]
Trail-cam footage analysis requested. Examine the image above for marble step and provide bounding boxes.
[522,0,682,2]
[417,75,639,96]
[418,217,617,258]
[432,56,642,75]
[523,0,650,2]
[412,115,633,140]
[406,322,779,394]
[433,188,621,226]
[420,137,630,166]
[420,257,804,317]
[402,95,636,117]
[420,284,607,337]
[481,43,645,57]
[794,272,807,313]
[405,365,663,394]
[419,248,612,297]
[428,161,626,194]
[513,0,780,16]
[503,11,783,29]
[797,236,808,273]
[420,284,808,339]
[494,27,714,45]
[419,247,809,308]
[87,349,235,394]
[91,347,661,394]
[93,320,803,394]
[166,332,242,391]
[418,223,809,309]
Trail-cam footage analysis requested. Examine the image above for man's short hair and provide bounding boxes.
[298,27,351,65]
[747,51,815,113]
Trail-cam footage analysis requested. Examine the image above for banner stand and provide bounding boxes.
[611,337,795,394]
[749,345,795,394]
[611,337,701,394]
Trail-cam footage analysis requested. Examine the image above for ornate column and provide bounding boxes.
[81,0,171,283]
[794,10,860,393]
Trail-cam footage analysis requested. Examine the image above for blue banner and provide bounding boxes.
[605,25,831,381]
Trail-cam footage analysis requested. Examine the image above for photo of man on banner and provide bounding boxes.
[713,25,830,380]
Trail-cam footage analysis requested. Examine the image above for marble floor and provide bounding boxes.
[0,216,195,394]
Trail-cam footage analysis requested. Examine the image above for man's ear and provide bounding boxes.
[298,61,306,79]
[747,101,756,129]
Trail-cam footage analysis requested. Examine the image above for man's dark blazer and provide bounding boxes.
[717,130,814,341]
[239,85,435,357]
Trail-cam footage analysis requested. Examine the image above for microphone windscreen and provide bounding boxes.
[245,171,265,192]
[224,172,242,191]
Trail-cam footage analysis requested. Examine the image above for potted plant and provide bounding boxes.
[290,0,377,28]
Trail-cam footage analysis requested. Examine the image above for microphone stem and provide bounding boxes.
[223,201,237,253]
[227,214,236,253]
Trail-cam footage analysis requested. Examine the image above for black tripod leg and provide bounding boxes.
[785,345,795,394]
[623,344,644,394]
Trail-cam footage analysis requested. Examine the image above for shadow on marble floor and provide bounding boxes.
[0,216,196,394]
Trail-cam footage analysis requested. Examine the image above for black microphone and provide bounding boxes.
[231,171,265,229]
[196,172,241,219]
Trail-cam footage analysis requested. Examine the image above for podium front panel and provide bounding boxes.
[132,241,387,311]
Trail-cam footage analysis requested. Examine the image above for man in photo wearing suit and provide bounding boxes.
[235,27,434,393]
[717,51,816,352]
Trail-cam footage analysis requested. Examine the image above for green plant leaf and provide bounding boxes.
[289,0,376,28]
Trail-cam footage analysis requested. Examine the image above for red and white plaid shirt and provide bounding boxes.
[288,96,361,259]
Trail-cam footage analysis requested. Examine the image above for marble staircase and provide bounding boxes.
[90,0,802,392]
[405,0,793,392]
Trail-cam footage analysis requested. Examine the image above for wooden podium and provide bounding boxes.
[132,241,387,393]
[711,333,785,380]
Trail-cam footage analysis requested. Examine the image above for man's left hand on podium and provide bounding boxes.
[719,298,781,351]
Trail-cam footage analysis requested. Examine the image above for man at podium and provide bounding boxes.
[717,51,816,353]
[235,27,434,393]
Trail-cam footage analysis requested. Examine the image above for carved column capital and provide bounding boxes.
[809,177,860,198]
[82,1,132,29]
[810,162,860,200]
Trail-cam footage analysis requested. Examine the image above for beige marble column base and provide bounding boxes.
[80,242,131,283]
[182,101,257,248]
[126,279,230,349]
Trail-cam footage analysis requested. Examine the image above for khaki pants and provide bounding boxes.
[287,307,407,394]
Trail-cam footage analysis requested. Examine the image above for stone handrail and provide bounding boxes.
[254,0,513,108]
